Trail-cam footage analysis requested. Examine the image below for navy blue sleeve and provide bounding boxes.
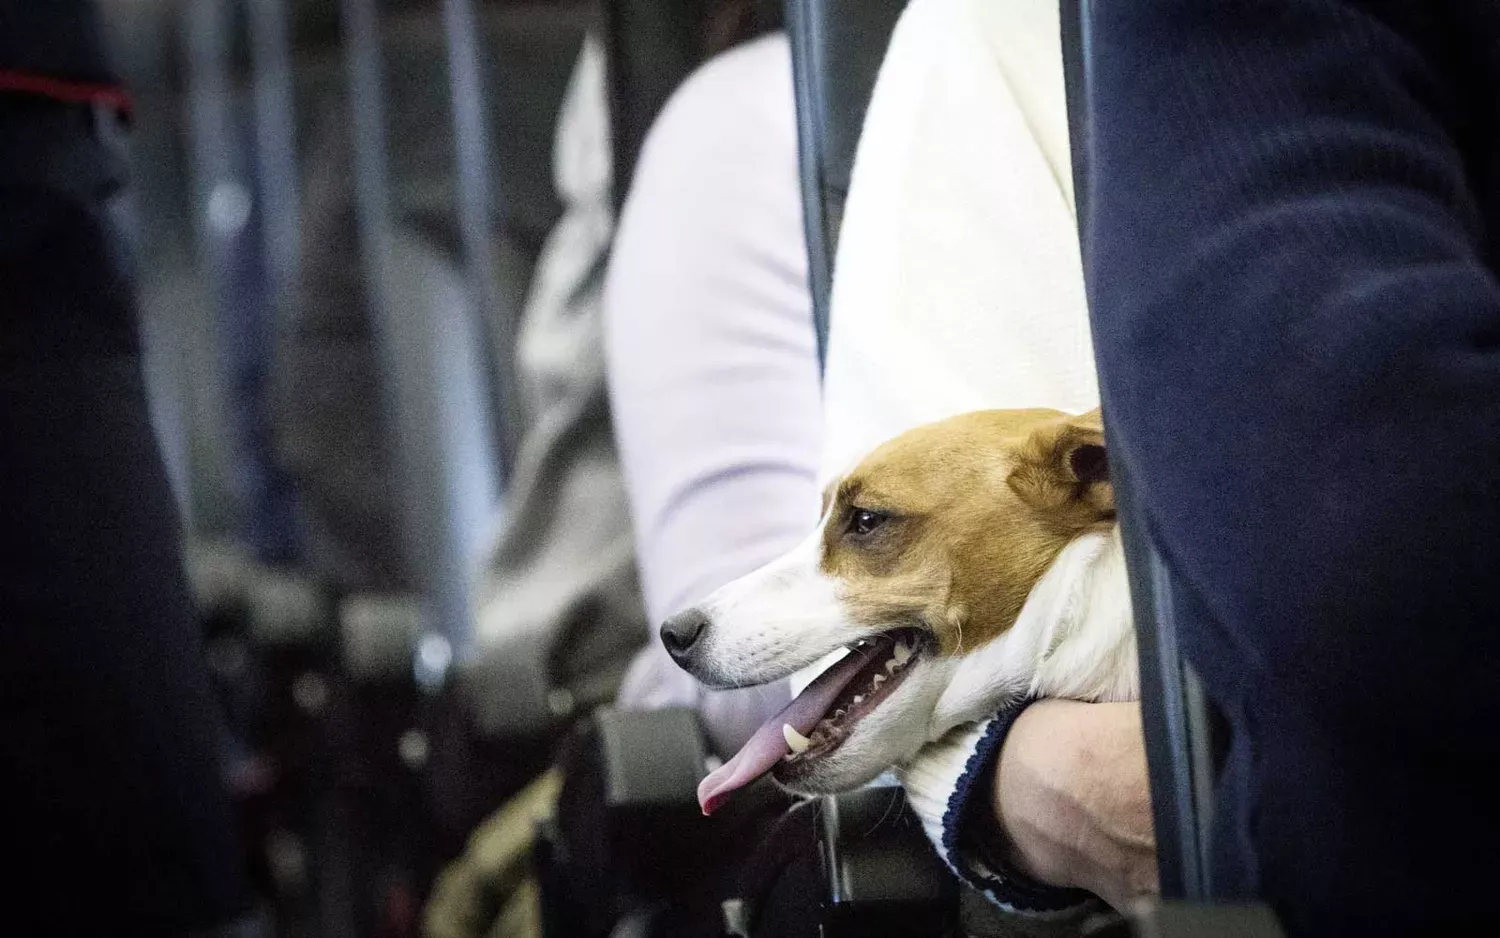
[1086,0,1500,931]
[945,703,1097,916]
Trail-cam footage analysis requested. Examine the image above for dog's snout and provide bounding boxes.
[660,608,709,662]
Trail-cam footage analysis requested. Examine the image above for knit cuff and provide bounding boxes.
[899,702,1097,916]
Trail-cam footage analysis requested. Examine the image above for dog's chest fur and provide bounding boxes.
[929,527,1138,739]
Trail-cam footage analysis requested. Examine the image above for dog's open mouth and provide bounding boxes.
[775,628,925,771]
[697,627,927,815]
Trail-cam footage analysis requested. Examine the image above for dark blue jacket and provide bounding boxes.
[1086,1,1500,933]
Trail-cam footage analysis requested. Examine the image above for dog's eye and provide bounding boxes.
[848,509,888,537]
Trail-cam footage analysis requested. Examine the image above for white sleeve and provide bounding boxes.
[603,34,822,757]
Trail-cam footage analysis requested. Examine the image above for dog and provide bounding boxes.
[660,409,1139,814]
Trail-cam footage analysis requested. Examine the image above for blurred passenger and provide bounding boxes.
[425,29,630,938]
[0,3,252,934]
[469,32,645,735]
[817,0,1154,916]
[1085,1,1500,933]
[274,13,635,734]
[427,6,790,934]
[605,26,815,758]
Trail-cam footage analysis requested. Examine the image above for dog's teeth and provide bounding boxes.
[783,723,811,754]
[852,695,864,705]
[872,673,887,686]
[884,659,899,674]
[893,643,912,666]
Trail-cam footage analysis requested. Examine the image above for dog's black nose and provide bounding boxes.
[660,608,709,661]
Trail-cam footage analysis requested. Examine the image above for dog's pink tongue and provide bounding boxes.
[698,648,871,815]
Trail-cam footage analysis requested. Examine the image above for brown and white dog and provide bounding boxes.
[660,409,1139,814]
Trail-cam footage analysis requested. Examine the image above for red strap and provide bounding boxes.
[0,70,133,115]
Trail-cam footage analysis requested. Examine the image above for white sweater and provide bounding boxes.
[821,0,1095,479]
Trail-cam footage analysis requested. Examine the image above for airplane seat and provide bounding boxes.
[785,0,908,362]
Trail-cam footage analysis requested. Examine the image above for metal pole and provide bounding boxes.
[181,0,251,540]
[442,0,521,480]
[339,0,499,652]
[246,0,300,317]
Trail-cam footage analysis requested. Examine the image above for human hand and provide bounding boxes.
[990,699,1158,910]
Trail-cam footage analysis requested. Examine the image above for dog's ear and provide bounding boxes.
[1006,409,1114,523]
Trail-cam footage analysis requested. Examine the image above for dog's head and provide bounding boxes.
[662,409,1117,809]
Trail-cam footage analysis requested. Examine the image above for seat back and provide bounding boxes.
[784,0,908,369]
[1060,0,1220,901]
[602,0,701,211]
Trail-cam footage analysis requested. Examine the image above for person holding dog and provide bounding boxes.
[1084,0,1500,933]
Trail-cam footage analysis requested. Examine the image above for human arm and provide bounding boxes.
[901,700,1154,915]
[987,700,1156,911]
